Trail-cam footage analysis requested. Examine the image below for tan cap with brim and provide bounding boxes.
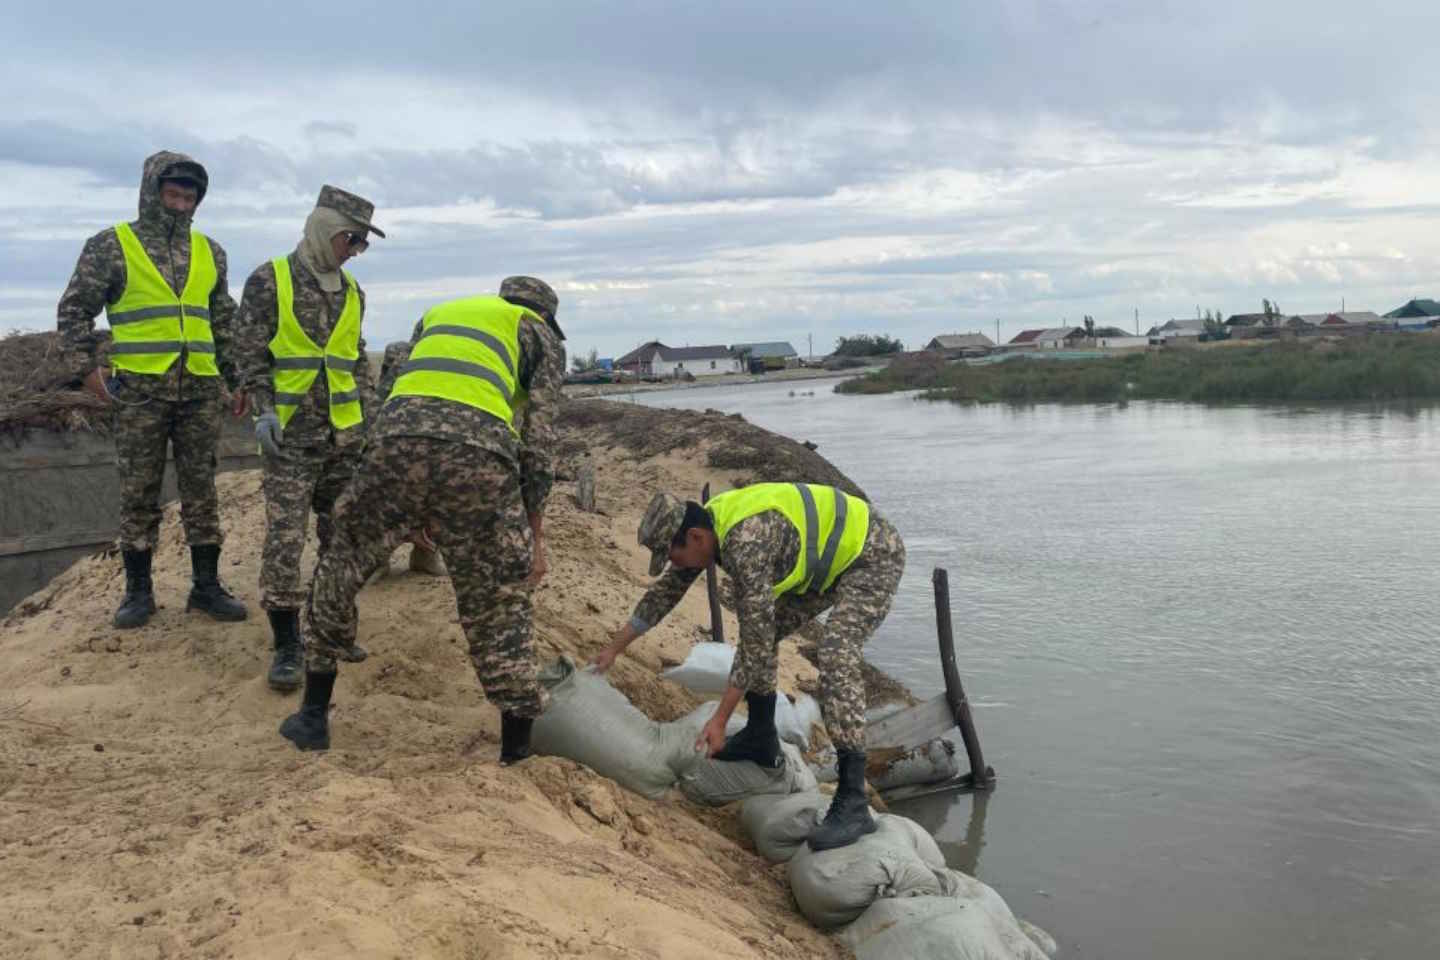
[637,492,686,576]
[317,184,385,238]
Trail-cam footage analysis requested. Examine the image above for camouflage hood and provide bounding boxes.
[137,149,209,233]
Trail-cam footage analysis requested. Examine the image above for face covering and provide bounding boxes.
[295,206,362,293]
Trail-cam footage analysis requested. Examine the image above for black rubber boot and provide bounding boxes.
[807,749,878,851]
[712,691,783,769]
[185,544,248,621]
[499,712,535,766]
[266,609,303,692]
[113,549,156,629]
[279,671,335,751]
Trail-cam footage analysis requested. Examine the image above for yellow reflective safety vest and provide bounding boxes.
[388,295,539,433]
[106,222,219,376]
[266,257,363,430]
[706,482,871,597]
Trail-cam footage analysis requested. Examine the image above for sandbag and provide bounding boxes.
[786,813,945,929]
[838,892,1054,960]
[660,642,732,693]
[677,742,817,807]
[870,737,962,792]
[531,658,694,799]
[661,644,822,748]
[740,791,829,863]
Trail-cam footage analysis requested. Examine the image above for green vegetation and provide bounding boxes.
[834,334,904,357]
[835,336,1440,405]
[571,347,601,373]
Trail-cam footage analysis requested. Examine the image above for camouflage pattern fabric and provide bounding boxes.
[232,252,375,445]
[316,184,385,237]
[259,439,363,610]
[631,506,906,752]
[56,150,240,401]
[111,376,224,550]
[303,436,547,718]
[375,308,565,516]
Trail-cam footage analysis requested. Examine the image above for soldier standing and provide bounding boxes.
[594,483,906,850]
[234,186,384,691]
[279,277,566,764]
[57,150,248,629]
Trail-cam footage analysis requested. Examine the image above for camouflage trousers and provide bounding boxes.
[304,435,547,718]
[741,512,905,752]
[259,438,362,611]
[111,377,224,551]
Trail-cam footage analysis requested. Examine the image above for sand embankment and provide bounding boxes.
[0,401,896,959]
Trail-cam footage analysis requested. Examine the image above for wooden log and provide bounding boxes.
[576,462,596,512]
[933,567,995,788]
[701,482,725,644]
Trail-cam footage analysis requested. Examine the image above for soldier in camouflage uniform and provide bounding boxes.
[279,277,566,763]
[595,483,906,849]
[57,150,248,629]
[234,185,384,692]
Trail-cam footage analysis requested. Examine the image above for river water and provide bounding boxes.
[630,379,1440,960]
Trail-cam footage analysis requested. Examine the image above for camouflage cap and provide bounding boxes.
[316,184,385,238]
[637,492,687,576]
[499,276,564,339]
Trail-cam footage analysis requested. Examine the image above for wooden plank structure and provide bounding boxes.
[867,567,995,800]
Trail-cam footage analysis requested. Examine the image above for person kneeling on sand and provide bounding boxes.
[278,277,566,764]
[593,483,906,850]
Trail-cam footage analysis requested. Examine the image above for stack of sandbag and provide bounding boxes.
[839,886,1058,960]
[661,642,824,747]
[530,657,817,805]
[739,792,1058,959]
[787,813,950,928]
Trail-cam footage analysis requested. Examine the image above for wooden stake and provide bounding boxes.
[934,567,994,788]
[701,483,724,644]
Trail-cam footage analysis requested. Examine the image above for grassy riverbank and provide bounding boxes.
[836,335,1440,405]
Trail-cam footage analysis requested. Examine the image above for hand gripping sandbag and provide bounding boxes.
[531,658,696,799]
[786,813,946,929]
[677,741,818,806]
[837,892,1055,960]
[740,791,829,863]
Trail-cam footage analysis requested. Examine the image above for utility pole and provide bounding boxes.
[995,318,1000,344]
[807,332,812,362]
[1134,307,1139,335]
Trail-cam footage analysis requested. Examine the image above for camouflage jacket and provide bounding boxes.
[373,313,565,516]
[631,511,803,691]
[56,150,239,401]
[233,252,374,450]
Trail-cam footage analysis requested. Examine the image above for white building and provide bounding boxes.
[616,341,743,377]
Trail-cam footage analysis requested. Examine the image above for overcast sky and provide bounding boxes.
[4,1,1439,358]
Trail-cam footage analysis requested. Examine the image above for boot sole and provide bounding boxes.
[279,721,329,751]
[187,600,249,622]
[807,818,878,852]
[268,674,303,692]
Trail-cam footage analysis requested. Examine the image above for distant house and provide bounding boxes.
[1003,327,1076,350]
[731,341,799,370]
[1225,313,1268,327]
[1146,318,1206,341]
[1006,329,1045,350]
[1300,311,1383,328]
[924,333,995,357]
[1384,298,1440,319]
[615,341,742,377]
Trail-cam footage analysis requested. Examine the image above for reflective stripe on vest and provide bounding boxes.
[388,295,539,432]
[266,257,364,430]
[107,222,219,376]
[706,482,871,596]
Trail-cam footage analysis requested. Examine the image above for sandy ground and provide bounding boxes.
[0,402,887,960]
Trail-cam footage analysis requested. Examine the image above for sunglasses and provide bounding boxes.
[343,231,369,253]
